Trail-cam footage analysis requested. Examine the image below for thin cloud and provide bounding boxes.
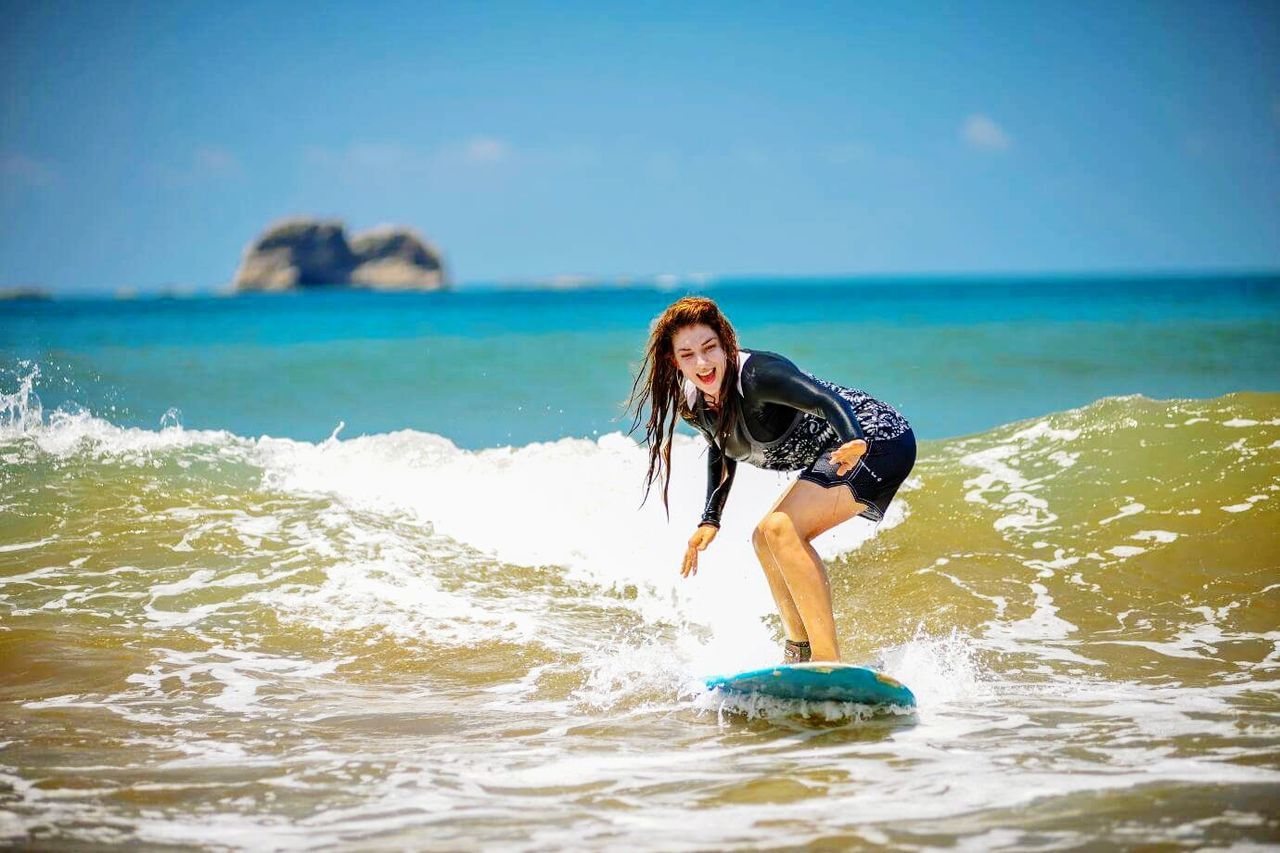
[193,146,243,177]
[961,114,1013,152]
[304,137,515,180]
[462,137,509,164]
[1,151,59,187]
[153,146,244,187]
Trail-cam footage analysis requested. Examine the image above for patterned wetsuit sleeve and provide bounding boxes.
[748,354,866,443]
[700,441,737,529]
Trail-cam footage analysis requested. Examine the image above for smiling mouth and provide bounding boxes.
[697,368,717,384]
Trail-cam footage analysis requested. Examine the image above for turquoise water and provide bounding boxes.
[4,274,1278,447]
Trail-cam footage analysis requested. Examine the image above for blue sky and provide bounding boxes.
[2,0,1278,293]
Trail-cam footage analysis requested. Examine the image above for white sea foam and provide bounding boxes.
[1132,529,1179,544]
[1221,417,1280,427]
[1009,421,1081,443]
[0,361,43,436]
[955,417,1090,537]
[1221,493,1269,513]
[1,390,902,667]
[888,627,992,706]
[250,427,893,665]
[0,537,58,553]
[1099,502,1145,525]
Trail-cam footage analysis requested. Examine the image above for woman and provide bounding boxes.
[626,296,915,664]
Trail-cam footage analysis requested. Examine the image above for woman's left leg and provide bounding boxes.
[755,479,867,662]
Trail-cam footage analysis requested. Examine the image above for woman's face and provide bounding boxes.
[671,323,727,399]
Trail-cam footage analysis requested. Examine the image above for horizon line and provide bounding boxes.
[4,266,1279,301]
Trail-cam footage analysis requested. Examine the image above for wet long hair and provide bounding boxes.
[624,296,743,519]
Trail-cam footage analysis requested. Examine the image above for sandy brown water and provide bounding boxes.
[1,388,1278,849]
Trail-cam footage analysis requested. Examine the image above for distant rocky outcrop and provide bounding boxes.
[233,218,448,292]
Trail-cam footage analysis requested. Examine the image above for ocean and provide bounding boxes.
[2,274,1278,848]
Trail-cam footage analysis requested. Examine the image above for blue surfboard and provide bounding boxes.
[705,662,916,707]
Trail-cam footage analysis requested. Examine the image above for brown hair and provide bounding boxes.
[624,296,742,519]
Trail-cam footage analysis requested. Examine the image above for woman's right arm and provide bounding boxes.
[684,437,733,577]
[681,423,734,577]
[699,440,737,529]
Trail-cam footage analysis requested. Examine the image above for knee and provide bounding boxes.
[755,511,800,547]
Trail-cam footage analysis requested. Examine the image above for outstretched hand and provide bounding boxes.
[681,524,718,578]
[828,439,868,476]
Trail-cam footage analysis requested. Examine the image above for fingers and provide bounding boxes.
[680,545,698,578]
[829,441,866,477]
[683,528,715,578]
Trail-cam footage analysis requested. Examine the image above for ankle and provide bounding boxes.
[783,639,812,664]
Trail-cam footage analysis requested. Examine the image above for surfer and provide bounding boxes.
[626,296,915,664]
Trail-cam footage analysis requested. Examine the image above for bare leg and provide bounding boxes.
[755,479,867,662]
[759,515,840,660]
[751,528,808,642]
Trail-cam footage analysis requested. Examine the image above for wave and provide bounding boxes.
[2,361,1277,721]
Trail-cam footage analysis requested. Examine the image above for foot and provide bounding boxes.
[783,639,811,664]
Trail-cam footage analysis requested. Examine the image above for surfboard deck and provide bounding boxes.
[705,661,916,706]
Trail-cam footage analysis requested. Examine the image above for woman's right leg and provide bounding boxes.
[751,476,827,643]
[755,478,868,662]
[751,527,808,642]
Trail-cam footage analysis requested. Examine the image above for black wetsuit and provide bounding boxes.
[680,349,915,525]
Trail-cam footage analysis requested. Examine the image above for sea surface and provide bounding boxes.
[2,275,1279,849]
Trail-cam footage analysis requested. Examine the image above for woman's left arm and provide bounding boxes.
[748,354,865,443]
[749,354,868,475]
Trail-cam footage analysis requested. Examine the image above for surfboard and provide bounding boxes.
[705,662,916,707]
